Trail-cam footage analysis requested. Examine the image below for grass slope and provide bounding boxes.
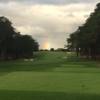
[0,51,100,100]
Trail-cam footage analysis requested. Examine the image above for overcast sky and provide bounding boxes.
[0,0,99,49]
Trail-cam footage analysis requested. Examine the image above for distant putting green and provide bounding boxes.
[0,51,100,100]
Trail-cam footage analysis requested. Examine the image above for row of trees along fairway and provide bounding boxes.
[67,3,100,59]
[0,16,39,60]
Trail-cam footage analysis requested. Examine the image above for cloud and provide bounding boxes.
[0,0,99,5]
[0,1,98,49]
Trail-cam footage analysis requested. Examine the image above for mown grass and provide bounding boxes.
[0,51,100,100]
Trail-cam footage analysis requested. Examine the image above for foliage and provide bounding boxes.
[67,2,100,59]
[0,16,39,60]
[50,48,55,51]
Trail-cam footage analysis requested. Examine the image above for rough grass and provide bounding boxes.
[0,51,100,100]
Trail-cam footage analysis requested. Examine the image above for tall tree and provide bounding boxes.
[0,16,16,59]
[67,2,100,59]
[0,16,39,60]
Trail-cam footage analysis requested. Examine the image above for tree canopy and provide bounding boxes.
[0,16,39,60]
[67,3,100,59]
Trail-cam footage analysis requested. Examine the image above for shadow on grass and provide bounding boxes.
[0,90,100,100]
[0,59,64,72]
[0,51,99,76]
[0,59,99,77]
[0,61,63,77]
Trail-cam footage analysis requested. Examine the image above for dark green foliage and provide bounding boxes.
[67,2,100,59]
[0,16,39,60]
[50,48,55,51]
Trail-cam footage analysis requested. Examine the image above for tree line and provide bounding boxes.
[67,2,100,59]
[0,16,39,60]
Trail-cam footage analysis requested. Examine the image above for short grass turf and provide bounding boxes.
[0,51,100,100]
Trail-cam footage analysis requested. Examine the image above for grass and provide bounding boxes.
[0,51,100,100]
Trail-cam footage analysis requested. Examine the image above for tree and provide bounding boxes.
[50,48,55,51]
[0,16,16,59]
[66,2,100,59]
[0,16,39,60]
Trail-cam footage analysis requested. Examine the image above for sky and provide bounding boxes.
[0,0,99,49]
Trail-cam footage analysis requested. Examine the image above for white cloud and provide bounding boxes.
[0,0,99,5]
[0,1,98,49]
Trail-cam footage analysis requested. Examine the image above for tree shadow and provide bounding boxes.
[0,60,63,73]
[0,90,100,100]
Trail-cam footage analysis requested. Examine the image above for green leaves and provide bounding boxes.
[0,16,39,60]
[67,2,100,59]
